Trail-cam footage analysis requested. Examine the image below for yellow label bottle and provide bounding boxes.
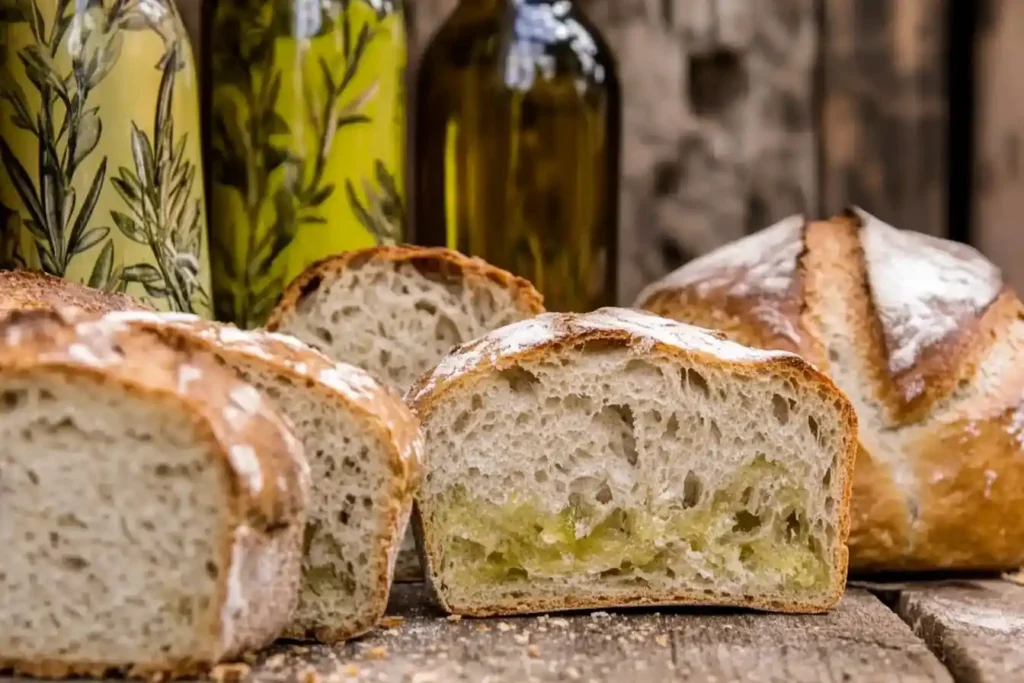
[0,0,213,316]
[413,0,621,312]
[205,0,406,328]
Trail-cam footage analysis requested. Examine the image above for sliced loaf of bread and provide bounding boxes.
[99,311,422,642]
[407,308,858,616]
[265,246,545,393]
[266,246,543,581]
[0,310,309,679]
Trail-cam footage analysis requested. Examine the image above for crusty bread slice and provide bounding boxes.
[0,269,151,315]
[266,246,543,581]
[265,246,545,393]
[0,310,309,679]
[98,311,422,642]
[407,308,858,616]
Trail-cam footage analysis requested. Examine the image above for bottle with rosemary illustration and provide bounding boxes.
[0,0,213,316]
[413,0,621,312]
[205,0,406,328]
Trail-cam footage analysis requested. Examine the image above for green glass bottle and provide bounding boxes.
[206,0,407,328]
[413,0,620,312]
[0,0,213,315]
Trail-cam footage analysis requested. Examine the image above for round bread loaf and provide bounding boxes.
[635,207,1024,572]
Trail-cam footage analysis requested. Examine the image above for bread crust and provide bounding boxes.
[97,311,423,642]
[265,245,545,331]
[407,308,859,615]
[635,208,1024,571]
[0,309,309,678]
[0,269,152,315]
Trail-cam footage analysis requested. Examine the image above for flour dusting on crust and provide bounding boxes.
[407,308,798,403]
[101,312,423,470]
[634,214,805,305]
[853,208,1003,375]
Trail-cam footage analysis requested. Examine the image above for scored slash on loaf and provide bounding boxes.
[407,308,858,617]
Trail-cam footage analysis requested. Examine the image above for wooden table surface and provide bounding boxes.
[4,579,1023,683]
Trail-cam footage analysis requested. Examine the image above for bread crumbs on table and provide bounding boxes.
[380,616,405,629]
[527,644,541,658]
[265,654,287,670]
[367,646,388,660]
[343,664,360,676]
[497,622,512,632]
[299,666,320,683]
[446,614,462,623]
[474,624,491,632]
[410,673,440,683]
[655,634,669,647]
[513,632,530,644]
[209,663,251,683]
[564,666,582,680]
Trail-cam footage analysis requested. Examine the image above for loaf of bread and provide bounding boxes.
[635,208,1024,572]
[266,245,543,580]
[0,272,423,638]
[102,311,422,642]
[0,309,309,679]
[407,308,858,616]
[266,246,545,393]
[0,269,150,315]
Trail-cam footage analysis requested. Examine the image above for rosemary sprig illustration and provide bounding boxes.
[110,43,209,313]
[346,159,404,244]
[209,0,394,327]
[0,0,139,284]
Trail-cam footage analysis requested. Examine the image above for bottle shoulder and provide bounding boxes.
[506,3,617,92]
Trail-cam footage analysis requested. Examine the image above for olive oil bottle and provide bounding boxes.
[413,0,620,311]
[0,0,213,315]
[205,0,407,328]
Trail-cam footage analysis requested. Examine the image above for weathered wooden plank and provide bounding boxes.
[819,0,948,236]
[408,0,818,304]
[3,585,932,682]
[893,580,1024,683]
[972,0,1024,293]
[0,584,955,682]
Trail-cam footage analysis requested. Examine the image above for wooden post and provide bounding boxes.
[972,0,1024,292]
[819,0,949,237]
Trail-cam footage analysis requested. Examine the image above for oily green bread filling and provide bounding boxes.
[433,457,830,592]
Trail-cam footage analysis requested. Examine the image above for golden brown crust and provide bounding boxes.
[409,308,858,615]
[0,269,151,315]
[103,312,423,492]
[636,209,1024,572]
[0,309,309,674]
[265,245,545,331]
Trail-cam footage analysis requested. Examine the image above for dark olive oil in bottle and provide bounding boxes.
[413,0,620,311]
